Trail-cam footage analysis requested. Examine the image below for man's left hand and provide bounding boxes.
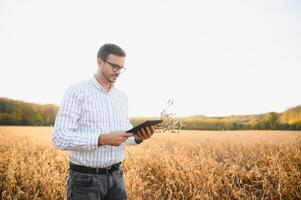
[135,125,156,142]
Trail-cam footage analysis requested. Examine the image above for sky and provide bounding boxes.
[0,0,300,117]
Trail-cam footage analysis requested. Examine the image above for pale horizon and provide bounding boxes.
[1,0,300,118]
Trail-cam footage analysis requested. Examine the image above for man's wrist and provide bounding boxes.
[98,134,105,146]
[135,136,143,144]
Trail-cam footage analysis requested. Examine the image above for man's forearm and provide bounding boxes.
[98,132,133,146]
[98,134,106,146]
[52,128,99,151]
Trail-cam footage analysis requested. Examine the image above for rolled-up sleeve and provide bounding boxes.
[52,85,99,151]
[125,121,139,145]
[125,136,139,145]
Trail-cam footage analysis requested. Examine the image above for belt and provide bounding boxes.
[69,162,121,174]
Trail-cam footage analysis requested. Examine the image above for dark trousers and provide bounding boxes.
[67,168,127,200]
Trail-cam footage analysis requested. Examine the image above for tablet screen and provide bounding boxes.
[126,120,163,134]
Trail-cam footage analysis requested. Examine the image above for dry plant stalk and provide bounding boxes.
[1,127,301,200]
[159,98,183,133]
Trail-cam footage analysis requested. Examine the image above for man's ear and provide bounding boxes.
[97,58,103,66]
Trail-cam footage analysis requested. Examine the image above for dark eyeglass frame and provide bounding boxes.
[104,59,126,73]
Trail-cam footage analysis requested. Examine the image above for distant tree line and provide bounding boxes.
[1,97,301,130]
[130,106,301,131]
[0,98,58,126]
[178,108,301,130]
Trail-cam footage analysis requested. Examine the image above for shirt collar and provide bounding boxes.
[91,74,115,93]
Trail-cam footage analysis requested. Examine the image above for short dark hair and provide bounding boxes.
[97,43,126,60]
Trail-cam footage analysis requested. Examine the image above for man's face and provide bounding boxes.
[98,54,125,83]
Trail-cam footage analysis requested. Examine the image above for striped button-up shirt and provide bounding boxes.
[52,75,137,168]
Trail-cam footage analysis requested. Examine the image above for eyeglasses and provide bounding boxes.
[104,59,127,73]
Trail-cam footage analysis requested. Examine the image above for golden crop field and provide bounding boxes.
[0,127,300,200]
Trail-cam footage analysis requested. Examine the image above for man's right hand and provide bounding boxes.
[98,132,133,146]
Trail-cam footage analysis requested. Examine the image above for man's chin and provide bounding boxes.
[109,78,117,83]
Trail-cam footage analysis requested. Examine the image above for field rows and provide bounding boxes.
[0,127,301,199]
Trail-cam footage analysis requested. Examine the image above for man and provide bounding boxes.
[52,43,156,200]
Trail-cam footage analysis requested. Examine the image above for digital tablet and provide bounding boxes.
[126,120,163,135]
